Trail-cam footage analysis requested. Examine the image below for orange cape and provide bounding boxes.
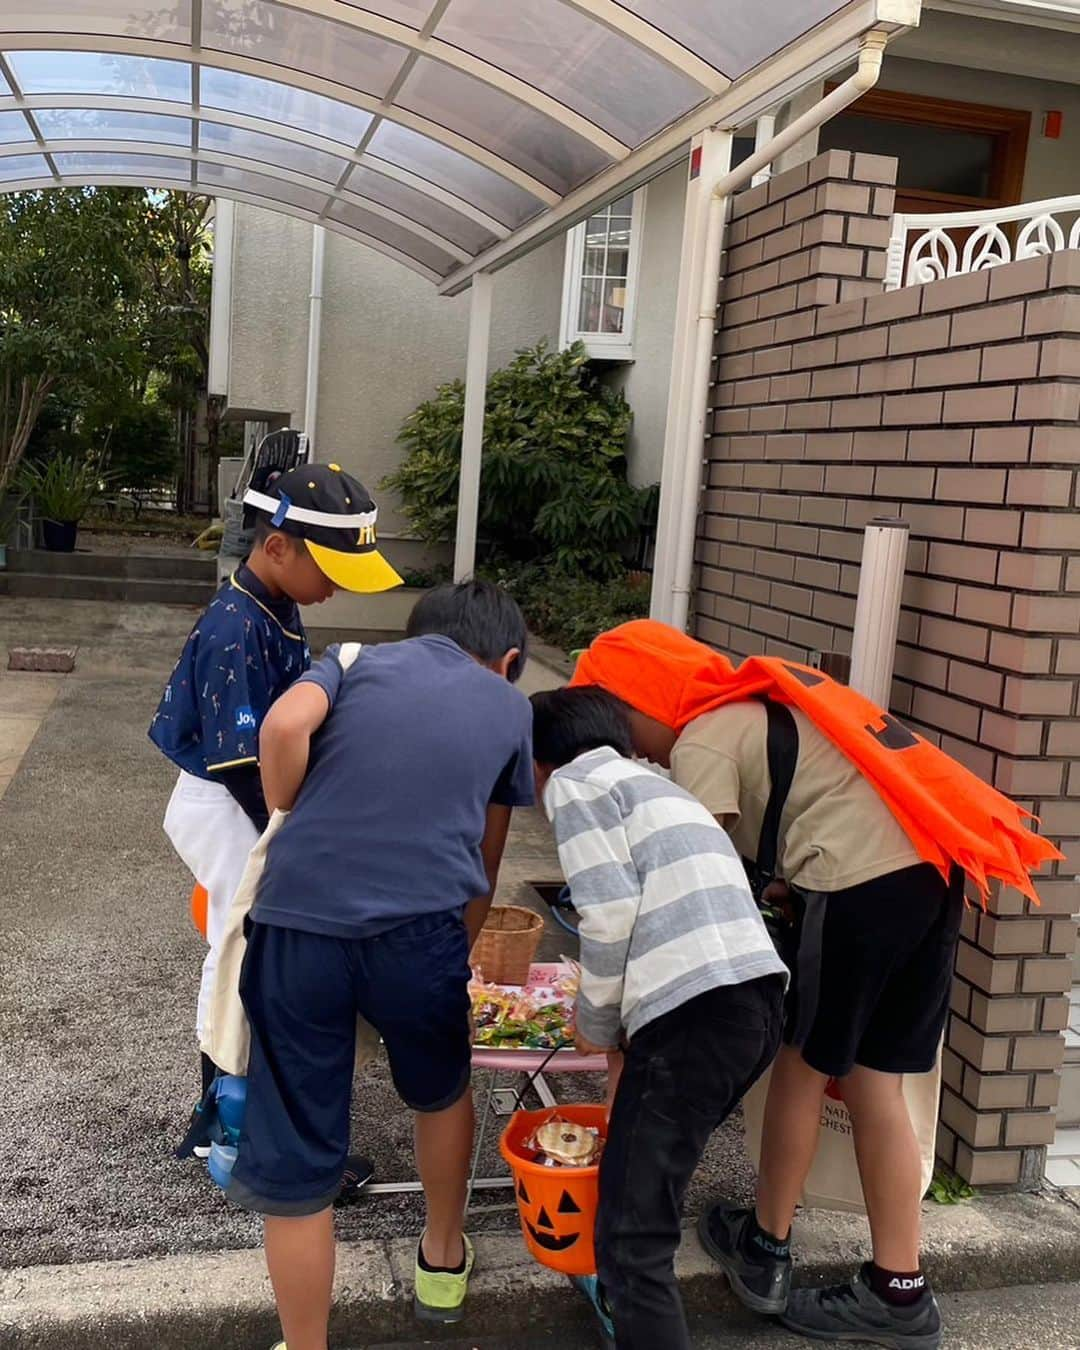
[570,620,1061,904]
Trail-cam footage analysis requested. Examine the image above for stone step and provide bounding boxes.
[5,548,215,582]
[0,569,212,607]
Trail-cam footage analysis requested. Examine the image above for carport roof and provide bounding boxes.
[0,1,917,291]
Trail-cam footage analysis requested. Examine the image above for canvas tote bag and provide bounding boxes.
[200,642,380,1076]
[741,1051,942,1213]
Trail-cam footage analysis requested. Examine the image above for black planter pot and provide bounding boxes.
[42,519,78,552]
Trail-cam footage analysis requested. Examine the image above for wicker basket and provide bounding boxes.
[472,905,545,986]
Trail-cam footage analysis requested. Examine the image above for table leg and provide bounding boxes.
[465,1068,498,1213]
[534,1072,557,1109]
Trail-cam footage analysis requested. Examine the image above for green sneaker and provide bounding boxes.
[269,1342,286,1349]
[413,1234,475,1323]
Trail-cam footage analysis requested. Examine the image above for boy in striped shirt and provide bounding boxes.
[531,687,787,1350]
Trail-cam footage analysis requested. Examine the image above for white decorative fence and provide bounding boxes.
[885,196,1080,290]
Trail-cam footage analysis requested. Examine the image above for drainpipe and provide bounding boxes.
[750,112,777,187]
[303,224,326,457]
[667,31,887,632]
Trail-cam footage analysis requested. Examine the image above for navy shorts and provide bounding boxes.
[229,911,472,1216]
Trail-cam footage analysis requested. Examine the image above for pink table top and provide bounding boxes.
[471,1047,608,1073]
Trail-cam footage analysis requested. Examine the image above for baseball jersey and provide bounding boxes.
[149,565,309,780]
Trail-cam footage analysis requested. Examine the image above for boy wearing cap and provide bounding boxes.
[149,462,402,1112]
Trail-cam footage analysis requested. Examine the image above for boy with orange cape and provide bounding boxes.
[571,620,1059,1350]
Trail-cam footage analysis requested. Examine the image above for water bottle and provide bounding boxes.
[207,1075,247,1191]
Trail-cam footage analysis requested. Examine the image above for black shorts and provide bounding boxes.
[784,863,963,1078]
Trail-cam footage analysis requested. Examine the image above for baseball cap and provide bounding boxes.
[243,462,403,593]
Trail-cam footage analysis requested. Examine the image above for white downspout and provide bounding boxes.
[303,224,326,457]
[666,31,887,632]
[750,113,777,187]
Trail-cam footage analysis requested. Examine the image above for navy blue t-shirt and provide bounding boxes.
[252,635,535,938]
[148,565,309,778]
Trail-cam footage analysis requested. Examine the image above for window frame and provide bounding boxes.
[559,186,646,362]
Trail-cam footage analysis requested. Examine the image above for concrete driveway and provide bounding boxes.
[0,597,755,1271]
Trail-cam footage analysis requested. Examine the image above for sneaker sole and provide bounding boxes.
[193,1146,211,1159]
[778,1313,942,1350]
[413,1296,466,1325]
[696,1213,789,1316]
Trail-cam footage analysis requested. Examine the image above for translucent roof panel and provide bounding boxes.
[1,0,190,43]
[203,0,406,99]
[395,56,611,195]
[199,69,372,147]
[614,1,849,80]
[343,164,498,255]
[0,153,51,182]
[35,108,193,146]
[326,197,460,276]
[0,112,34,145]
[0,0,891,289]
[51,151,192,181]
[365,121,544,228]
[8,51,192,102]
[339,0,433,24]
[199,122,348,184]
[436,0,707,145]
[196,161,329,216]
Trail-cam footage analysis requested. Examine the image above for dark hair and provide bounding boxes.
[530,687,634,767]
[250,516,299,549]
[406,580,528,683]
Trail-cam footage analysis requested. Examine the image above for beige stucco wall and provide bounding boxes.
[606,160,685,488]
[227,208,312,424]
[226,202,562,535]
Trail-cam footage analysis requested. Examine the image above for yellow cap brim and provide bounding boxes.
[305,539,404,593]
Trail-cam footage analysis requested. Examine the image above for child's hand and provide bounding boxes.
[575,1029,614,1057]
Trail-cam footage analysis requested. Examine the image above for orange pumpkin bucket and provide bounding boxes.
[190,883,209,940]
[499,1104,606,1277]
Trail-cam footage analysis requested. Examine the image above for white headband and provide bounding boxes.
[243,488,377,532]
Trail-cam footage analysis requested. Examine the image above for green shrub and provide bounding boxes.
[385,341,654,578]
[92,400,178,493]
[488,560,651,654]
[19,453,109,524]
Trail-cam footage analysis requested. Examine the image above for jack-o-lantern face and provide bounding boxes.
[517,1179,585,1252]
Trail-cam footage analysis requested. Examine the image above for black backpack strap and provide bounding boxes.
[754,698,799,890]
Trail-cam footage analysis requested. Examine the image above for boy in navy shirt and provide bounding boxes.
[230,582,534,1349]
[149,463,402,1109]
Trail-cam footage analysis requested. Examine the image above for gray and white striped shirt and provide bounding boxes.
[544,746,787,1046]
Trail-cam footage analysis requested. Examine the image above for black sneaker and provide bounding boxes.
[334,1154,375,1207]
[781,1267,942,1349]
[697,1203,791,1315]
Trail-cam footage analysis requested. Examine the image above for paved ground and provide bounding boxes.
[0,596,754,1271]
[368,1281,1080,1348]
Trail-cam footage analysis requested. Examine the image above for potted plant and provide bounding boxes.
[19,454,106,552]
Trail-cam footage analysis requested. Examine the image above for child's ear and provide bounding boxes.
[492,647,521,681]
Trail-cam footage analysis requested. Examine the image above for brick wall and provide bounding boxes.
[696,148,1079,1188]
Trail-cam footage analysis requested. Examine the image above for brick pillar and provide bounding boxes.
[696,148,1079,1189]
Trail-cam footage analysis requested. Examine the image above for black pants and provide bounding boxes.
[596,976,784,1350]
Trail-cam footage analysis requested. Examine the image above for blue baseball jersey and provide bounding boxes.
[149,565,310,779]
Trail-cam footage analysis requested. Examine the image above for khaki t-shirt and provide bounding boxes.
[670,702,922,893]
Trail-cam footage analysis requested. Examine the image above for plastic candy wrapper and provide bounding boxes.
[523,1113,604,1168]
[469,964,577,1051]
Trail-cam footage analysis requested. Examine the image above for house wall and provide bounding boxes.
[225,202,563,537]
[696,148,1079,1188]
[606,161,686,488]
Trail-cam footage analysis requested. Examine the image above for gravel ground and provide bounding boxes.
[0,606,755,1270]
